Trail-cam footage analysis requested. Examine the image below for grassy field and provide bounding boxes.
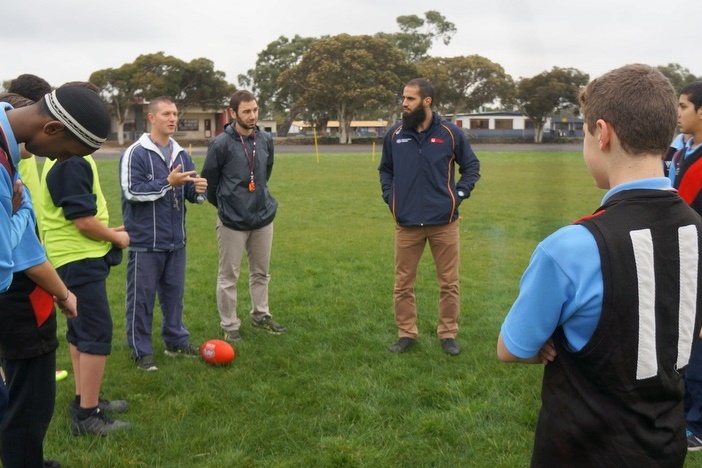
[40,149,702,467]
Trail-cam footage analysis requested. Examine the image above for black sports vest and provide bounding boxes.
[532,189,702,468]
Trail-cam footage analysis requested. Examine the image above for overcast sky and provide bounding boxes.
[2,0,699,90]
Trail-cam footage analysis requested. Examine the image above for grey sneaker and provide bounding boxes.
[388,337,416,353]
[70,408,132,436]
[251,317,287,334]
[135,355,158,371]
[70,398,129,418]
[164,343,200,358]
[224,330,241,342]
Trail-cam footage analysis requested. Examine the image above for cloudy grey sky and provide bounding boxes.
[2,0,698,88]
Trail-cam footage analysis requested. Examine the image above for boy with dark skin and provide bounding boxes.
[0,85,110,467]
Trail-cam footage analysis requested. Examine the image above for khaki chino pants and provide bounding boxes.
[216,218,273,332]
[394,221,460,340]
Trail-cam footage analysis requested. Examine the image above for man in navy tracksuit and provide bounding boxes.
[378,78,480,356]
[120,97,207,371]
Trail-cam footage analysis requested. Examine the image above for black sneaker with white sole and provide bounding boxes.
[164,343,200,357]
[252,317,287,334]
[135,355,158,371]
[69,398,129,418]
[70,408,132,436]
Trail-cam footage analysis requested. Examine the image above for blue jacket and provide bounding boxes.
[120,133,201,251]
[378,113,480,226]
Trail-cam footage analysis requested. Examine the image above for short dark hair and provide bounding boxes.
[0,92,34,109]
[8,74,51,102]
[406,78,434,106]
[680,81,702,111]
[579,64,676,156]
[148,96,175,114]
[229,90,256,113]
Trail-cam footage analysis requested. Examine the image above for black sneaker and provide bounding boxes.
[70,408,132,436]
[164,343,200,358]
[69,398,129,418]
[224,330,241,342]
[388,337,416,353]
[135,355,158,371]
[252,317,287,334]
[441,338,461,356]
[688,428,702,451]
[43,461,61,468]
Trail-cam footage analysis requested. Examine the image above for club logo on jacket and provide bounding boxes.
[430,138,444,144]
[395,138,412,144]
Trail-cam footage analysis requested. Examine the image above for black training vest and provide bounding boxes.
[532,189,702,468]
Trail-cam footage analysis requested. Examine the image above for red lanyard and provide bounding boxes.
[239,132,257,192]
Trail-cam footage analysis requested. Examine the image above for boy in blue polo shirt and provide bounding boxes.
[0,85,110,468]
[668,81,702,450]
[498,64,702,466]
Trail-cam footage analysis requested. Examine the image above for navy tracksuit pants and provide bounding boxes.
[125,248,191,358]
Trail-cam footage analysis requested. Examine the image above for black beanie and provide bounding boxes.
[43,85,111,149]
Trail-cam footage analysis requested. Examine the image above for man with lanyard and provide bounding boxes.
[202,90,286,343]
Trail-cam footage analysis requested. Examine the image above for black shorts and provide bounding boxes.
[57,257,112,355]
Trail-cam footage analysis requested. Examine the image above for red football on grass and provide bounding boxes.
[200,339,236,365]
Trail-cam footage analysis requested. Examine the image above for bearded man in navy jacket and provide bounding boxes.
[378,78,481,356]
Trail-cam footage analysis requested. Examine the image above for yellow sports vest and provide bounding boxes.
[41,156,111,268]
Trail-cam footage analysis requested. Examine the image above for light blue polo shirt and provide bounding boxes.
[500,177,673,359]
[0,105,45,277]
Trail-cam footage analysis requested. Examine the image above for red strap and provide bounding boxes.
[573,209,606,224]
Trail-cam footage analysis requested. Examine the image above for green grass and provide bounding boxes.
[41,150,702,467]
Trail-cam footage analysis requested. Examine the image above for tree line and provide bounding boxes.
[17,11,697,144]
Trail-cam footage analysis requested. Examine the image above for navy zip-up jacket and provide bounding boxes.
[120,133,201,251]
[378,113,480,226]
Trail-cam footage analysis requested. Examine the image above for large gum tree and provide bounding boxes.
[279,34,413,144]
[91,52,233,144]
[517,67,589,143]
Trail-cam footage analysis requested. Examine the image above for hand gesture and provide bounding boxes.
[167,165,198,187]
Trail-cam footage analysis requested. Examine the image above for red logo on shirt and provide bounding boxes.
[430,138,444,144]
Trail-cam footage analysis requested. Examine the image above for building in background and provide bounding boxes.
[108,102,277,143]
[453,111,583,140]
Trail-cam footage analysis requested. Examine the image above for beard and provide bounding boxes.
[236,117,255,130]
[402,105,426,130]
